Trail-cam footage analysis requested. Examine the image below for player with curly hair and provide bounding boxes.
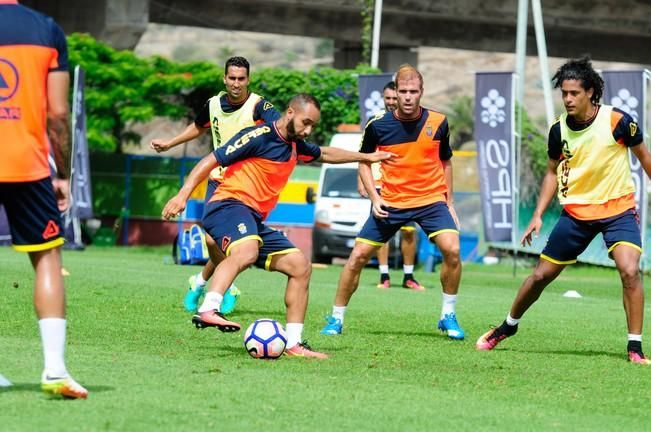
[476,57,651,364]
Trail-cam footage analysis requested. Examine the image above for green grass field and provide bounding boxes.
[1,246,650,431]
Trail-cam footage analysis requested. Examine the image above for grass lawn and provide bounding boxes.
[1,246,650,431]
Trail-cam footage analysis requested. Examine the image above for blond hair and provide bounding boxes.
[394,64,423,89]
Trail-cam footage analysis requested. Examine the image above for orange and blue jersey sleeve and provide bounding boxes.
[612,107,643,147]
[48,18,68,72]
[253,98,281,124]
[437,118,452,161]
[296,140,321,162]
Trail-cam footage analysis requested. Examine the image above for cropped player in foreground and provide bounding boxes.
[151,56,280,315]
[477,57,651,365]
[163,93,393,358]
[0,0,87,398]
[322,65,465,339]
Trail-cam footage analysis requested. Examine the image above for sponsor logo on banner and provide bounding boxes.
[357,73,393,127]
[475,73,514,243]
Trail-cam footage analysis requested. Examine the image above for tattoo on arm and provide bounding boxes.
[48,116,71,179]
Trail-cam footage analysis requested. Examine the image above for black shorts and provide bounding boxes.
[0,178,64,252]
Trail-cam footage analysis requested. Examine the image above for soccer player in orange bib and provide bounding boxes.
[477,57,651,365]
[322,65,465,339]
[162,94,393,358]
[0,0,87,397]
[360,81,425,291]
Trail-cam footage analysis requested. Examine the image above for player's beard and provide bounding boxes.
[286,118,298,141]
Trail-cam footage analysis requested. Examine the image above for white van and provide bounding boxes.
[308,132,371,263]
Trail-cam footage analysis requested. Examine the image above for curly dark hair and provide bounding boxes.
[224,56,250,76]
[551,56,604,104]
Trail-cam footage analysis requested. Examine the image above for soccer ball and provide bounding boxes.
[243,319,287,359]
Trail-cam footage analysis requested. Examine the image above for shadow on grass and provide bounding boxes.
[0,382,114,394]
[517,349,622,359]
[366,329,455,339]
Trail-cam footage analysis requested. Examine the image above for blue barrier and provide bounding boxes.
[417,229,479,272]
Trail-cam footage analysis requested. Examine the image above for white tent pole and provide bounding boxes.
[370,0,383,69]
[531,0,555,126]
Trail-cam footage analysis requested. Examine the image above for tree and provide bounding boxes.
[67,33,223,153]
[446,95,474,149]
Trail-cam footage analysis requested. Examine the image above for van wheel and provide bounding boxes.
[312,252,330,264]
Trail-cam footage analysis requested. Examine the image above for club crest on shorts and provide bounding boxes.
[221,236,231,252]
[237,223,247,234]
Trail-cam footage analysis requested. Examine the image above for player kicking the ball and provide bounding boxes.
[163,94,393,358]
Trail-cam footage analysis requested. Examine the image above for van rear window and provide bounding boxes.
[322,168,363,199]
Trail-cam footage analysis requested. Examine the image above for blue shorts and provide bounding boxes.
[202,199,299,270]
[0,178,64,252]
[202,178,220,220]
[373,188,416,232]
[541,208,642,264]
[357,201,458,246]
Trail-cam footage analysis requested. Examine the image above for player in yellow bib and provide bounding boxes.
[151,57,279,314]
[477,57,651,365]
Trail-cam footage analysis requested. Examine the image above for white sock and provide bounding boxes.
[193,272,207,288]
[198,291,223,313]
[628,333,642,342]
[38,318,67,378]
[506,314,520,327]
[378,265,389,275]
[441,293,457,318]
[332,306,347,324]
[286,323,303,349]
[403,264,414,274]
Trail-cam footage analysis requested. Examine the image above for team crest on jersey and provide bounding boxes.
[237,223,247,234]
[426,125,433,137]
[263,102,274,111]
[630,122,638,137]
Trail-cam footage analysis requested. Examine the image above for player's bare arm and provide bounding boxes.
[318,146,394,164]
[151,123,208,153]
[631,143,651,180]
[358,161,388,218]
[47,71,71,211]
[442,159,460,229]
[162,153,218,219]
[521,159,560,246]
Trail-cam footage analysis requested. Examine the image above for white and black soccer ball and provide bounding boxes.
[243,318,287,359]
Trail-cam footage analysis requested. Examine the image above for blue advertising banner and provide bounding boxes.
[358,73,393,127]
[475,72,515,243]
[602,71,646,215]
